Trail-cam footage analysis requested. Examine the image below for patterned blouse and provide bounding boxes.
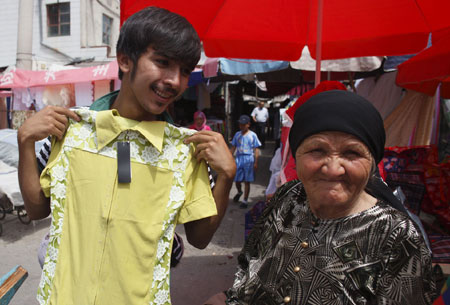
[227,180,437,305]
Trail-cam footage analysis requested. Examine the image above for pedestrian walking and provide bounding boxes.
[251,100,268,148]
[230,115,261,209]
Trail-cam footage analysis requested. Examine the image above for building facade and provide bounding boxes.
[0,0,120,70]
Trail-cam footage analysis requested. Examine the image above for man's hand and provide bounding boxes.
[18,106,80,220]
[185,130,236,179]
[18,106,80,145]
[183,130,236,249]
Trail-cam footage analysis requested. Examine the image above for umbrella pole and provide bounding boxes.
[315,0,324,88]
[224,82,231,142]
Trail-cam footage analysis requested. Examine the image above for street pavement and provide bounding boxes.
[0,140,276,305]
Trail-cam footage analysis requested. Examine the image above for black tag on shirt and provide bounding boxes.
[117,141,131,183]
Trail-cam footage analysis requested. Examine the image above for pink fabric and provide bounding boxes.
[285,81,346,120]
[202,58,220,78]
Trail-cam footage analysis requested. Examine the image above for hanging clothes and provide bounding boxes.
[384,90,435,147]
[356,71,404,119]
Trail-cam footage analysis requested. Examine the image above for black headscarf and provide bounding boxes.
[289,90,385,164]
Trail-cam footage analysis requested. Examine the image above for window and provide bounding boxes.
[47,2,70,37]
[102,14,113,45]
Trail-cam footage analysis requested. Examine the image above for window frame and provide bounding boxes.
[47,2,71,37]
[102,14,113,45]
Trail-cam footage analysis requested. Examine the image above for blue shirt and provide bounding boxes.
[232,130,261,156]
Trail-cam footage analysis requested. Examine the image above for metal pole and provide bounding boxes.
[315,0,324,88]
[224,82,231,142]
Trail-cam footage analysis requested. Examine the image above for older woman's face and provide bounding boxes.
[295,131,373,216]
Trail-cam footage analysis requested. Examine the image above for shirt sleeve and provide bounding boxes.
[253,133,262,148]
[375,219,437,304]
[231,132,239,147]
[178,153,217,224]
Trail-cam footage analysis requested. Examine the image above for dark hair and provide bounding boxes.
[116,6,201,80]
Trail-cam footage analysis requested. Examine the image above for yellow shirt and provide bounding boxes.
[38,109,217,305]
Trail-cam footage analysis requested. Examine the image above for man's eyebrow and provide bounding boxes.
[153,50,168,57]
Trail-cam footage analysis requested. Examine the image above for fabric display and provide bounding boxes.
[383,145,450,245]
[429,235,450,264]
[11,110,35,130]
[206,119,226,136]
[74,82,94,107]
[384,90,436,147]
[356,71,404,119]
[423,163,450,231]
[42,84,76,108]
[385,171,426,215]
[12,87,44,110]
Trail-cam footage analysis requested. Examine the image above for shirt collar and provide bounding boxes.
[96,110,166,152]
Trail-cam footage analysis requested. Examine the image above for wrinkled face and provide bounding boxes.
[295,131,373,215]
[124,47,191,119]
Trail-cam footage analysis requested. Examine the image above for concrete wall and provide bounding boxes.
[81,0,120,57]
[0,1,20,67]
[31,0,119,69]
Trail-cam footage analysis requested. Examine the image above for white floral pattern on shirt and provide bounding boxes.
[37,109,197,305]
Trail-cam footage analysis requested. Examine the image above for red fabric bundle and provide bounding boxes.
[285,81,347,120]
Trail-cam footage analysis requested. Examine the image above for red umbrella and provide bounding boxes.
[396,33,450,98]
[120,0,450,62]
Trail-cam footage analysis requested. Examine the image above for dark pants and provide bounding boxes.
[255,122,266,147]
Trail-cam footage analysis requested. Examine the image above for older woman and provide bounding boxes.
[225,90,436,305]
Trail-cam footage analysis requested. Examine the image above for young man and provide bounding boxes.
[230,115,261,209]
[251,100,268,149]
[18,7,235,305]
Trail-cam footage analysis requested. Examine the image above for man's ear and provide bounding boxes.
[117,53,132,75]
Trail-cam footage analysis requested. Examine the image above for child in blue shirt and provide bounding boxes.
[230,115,261,208]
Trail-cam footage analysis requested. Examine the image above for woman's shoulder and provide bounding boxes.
[370,201,425,241]
[275,179,303,196]
[266,180,304,209]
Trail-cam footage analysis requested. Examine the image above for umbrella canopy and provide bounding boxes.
[396,34,450,98]
[120,0,450,61]
[203,48,382,78]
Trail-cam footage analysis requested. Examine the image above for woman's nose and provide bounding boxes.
[321,156,345,176]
